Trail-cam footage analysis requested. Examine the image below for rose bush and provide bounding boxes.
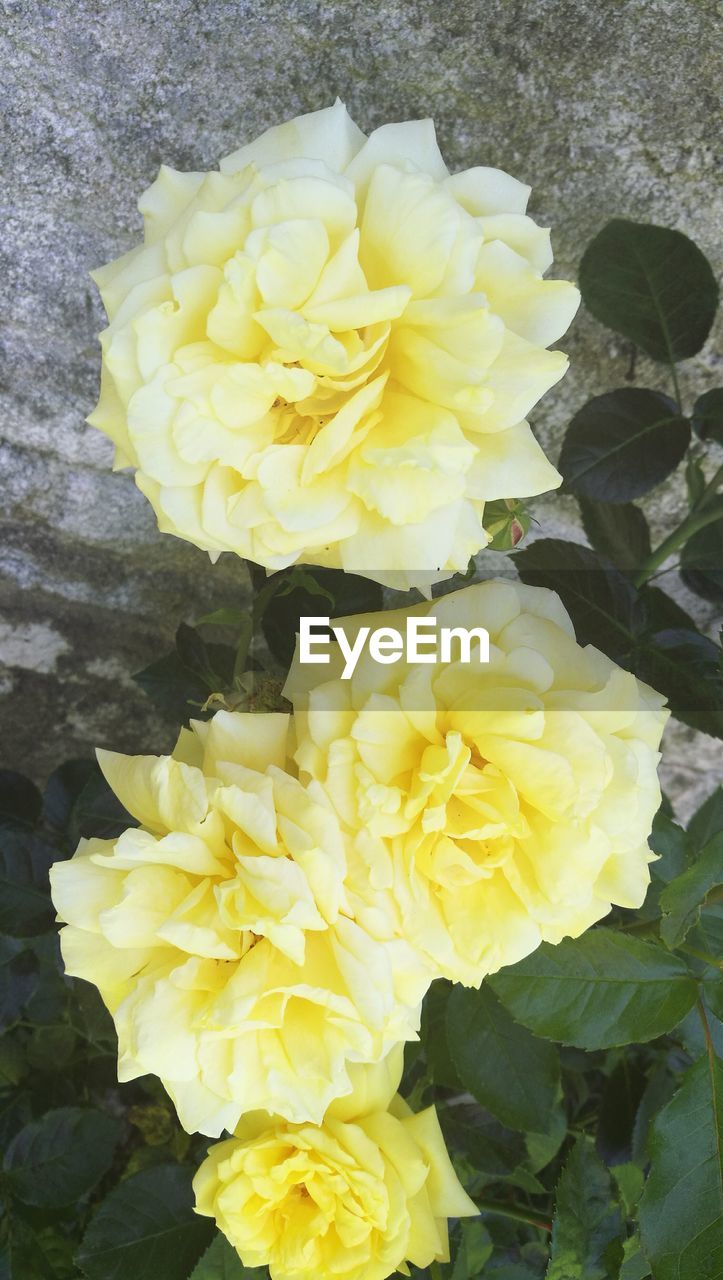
[49,711,427,1137]
[90,100,578,588]
[193,1046,476,1280]
[285,579,669,986]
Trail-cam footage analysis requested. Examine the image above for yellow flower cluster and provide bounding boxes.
[55,106,669,1280]
[89,101,579,589]
[51,578,666,1278]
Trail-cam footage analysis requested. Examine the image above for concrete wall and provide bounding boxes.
[2,0,720,815]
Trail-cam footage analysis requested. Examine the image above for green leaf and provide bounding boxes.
[440,1105,527,1178]
[639,1055,723,1280]
[597,1059,648,1166]
[188,1234,262,1279]
[578,219,719,362]
[42,759,97,838]
[259,566,383,668]
[547,1136,624,1280]
[133,650,211,722]
[610,1164,645,1218]
[635,625,723,740]
[489,930,698,1050]
[689,786,723,852]
[67,764,135,845]
[619,1234,651,1280]
[681,518,723,603]
[659,833,723,947]
[446,984,560,1131]
[4,1107,121,1208]
[579,497,651,572]
[450,1220,494,1279]
[0,826,58,937]
[692,388,723,445]
[0,773,42,828]
[421,980,463,1090]
[560,390,690,502]
[514,539,646,661]
[3,1212,77,1280]
[77,1164,213,1280]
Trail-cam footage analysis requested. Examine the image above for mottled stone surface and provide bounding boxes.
[2,0,720,815]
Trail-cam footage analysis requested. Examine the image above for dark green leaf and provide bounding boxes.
[579,497,651,571]
[635,626,723,740]
[514,539,646,660]
[639,1055,723,1280]
[659,833,723,947]
[450,1220,494,1279]
[692,388,723,444]
[133,649,211,721]
[631,1062,680,1166]
[188,1234,262,1279]
[681,519,723,603]
[689,786,723,851]
[421,980,463,1090]
[260,566,383,668]
[440,1105,527,1178]
[77,1164,213,1280]
[4,1107,120,1208]
[489,930,698,1050]
[547,1136,624,1279]
[446,984,560,1131]
[578,219,719,362]
[560,390,690,501]
[3,1212,76,1280]
[0,939,39,1030]
[42,759,97,836]
[0,826,58,937]
[597,1059,647,1166]
[66,765,135,845]
[0,773,42,828]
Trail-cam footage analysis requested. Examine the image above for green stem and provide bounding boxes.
[475,1197,552,1233]
[633,500,723,587]
[669,361,683,415]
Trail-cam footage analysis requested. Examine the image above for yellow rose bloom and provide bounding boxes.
[49,712,427,1136]
[90,100,579,588]
[193,1048,477,1280]
[285,579,668,986]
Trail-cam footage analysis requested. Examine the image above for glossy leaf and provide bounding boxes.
[189,1234,262,1279]
[77,1164,213,1280]
[489,930,697,1050]
[578,219,719,362]
[560,389,690,501]
[0,825,58,938]
[692,388,723,444]
[689,785,723,851]
[514,539,646,660]
[635,626,723,740]
[4,1107,120,1208]
[0,772,42,828]
[446,984,560,1131]
[579,497,651,571]
[639,1056,723,1280]
[681,518,723,603]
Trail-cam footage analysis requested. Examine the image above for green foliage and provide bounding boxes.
[547,1137,624,1279]
[638,1055,723,1280]
[559,389,690,502]
[578,219,719,362]
[3,1108,121,1208]
[489,930,698,1050]
[77,1165,213,1279]
[189,1234,263,1278]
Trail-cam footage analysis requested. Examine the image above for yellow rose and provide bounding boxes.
[285,579,668,986]
[90,100,579,589]
[193,1049,477,1280]
[49,712,427,1136]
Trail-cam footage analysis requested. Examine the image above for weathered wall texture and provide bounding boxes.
[2,0,720,814]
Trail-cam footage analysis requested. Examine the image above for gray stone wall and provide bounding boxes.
[2,0,720,815]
